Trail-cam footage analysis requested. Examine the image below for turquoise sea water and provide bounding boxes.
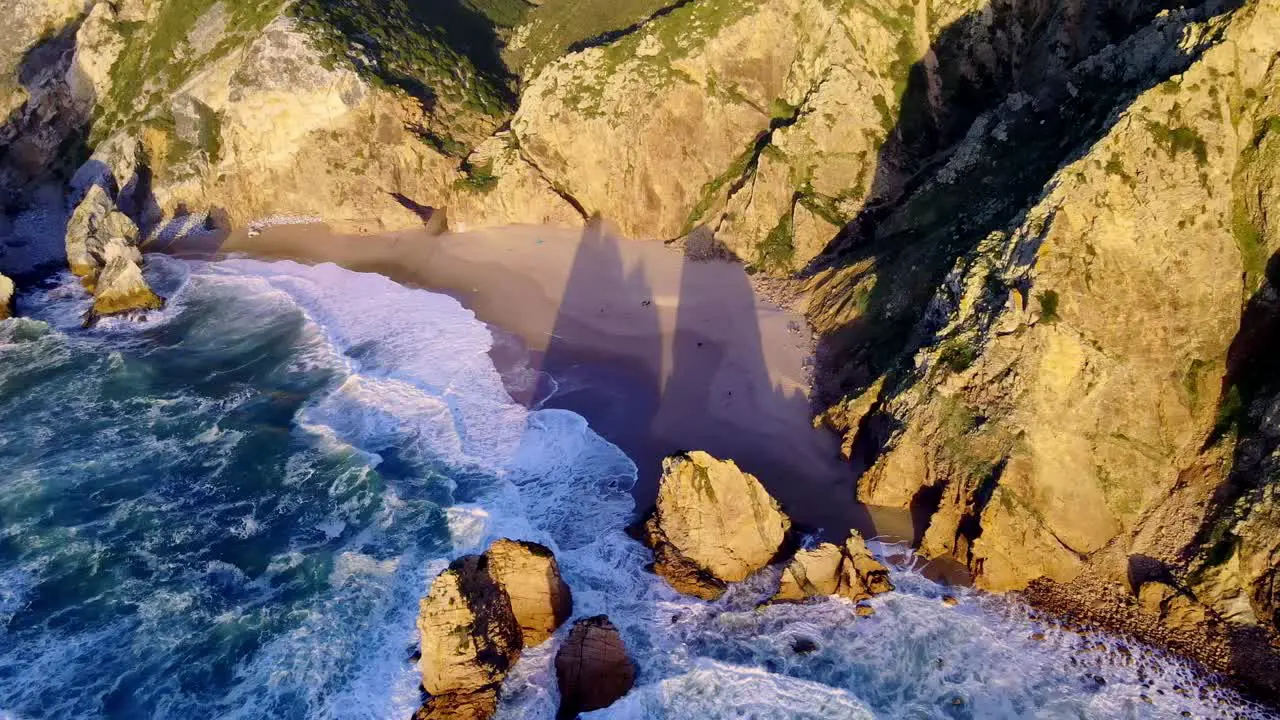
[0,257,1272,719]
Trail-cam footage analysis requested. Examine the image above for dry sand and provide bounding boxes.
[199,221,911,541]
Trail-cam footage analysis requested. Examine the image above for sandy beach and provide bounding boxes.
[193,221,912,541]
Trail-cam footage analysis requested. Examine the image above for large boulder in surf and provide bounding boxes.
[89,252,165,322]
[0,273,13,320]
[484,539,573,646]
[838,532,895,601]
[65,184,164,322]
[554,616,635,718]
[772,531,894,603]
[644,451,791,599]
[416,540,573,718]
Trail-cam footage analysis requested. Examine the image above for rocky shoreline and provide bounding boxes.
[412,451,893,719]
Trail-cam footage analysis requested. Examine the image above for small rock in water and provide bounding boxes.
[791,637,818,655]
[1030,632,1046,641]
[855,604,875,617]
[941,595,959,607]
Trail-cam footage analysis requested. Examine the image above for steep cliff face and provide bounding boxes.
[805,0,1280,695]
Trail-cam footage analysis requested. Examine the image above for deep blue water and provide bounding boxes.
[0,256,1271,720]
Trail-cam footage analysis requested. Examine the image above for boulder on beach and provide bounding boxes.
[484,539,573,646]
[554,616,636,719]
[64,184,164,322]
[416,539,573,719]
[0,273,14,320]
[772,531,894,603]
[644,451,791,600]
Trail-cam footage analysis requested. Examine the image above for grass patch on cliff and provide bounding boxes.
[1145,121,1209,166]
[937,337,977,373]
[454,159,499,193]
[1231,200,1267,296]
[754,210,796,273]
[506,0,683,76]
[1036,289,1060,324]
[682,138,761,234]
[290,0,518,122]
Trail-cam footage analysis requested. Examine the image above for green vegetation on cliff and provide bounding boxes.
[98,0,285,142]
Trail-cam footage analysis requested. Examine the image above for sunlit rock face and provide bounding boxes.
[644,451,791,600]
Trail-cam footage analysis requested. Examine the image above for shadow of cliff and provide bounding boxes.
[534,218,878,541]
[1193,249,1280,677]
[803,0,1244,474]
[0,20,90,281]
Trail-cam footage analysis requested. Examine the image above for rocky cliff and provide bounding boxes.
[2,0,1279,702]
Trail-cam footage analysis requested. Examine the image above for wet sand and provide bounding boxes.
[204,221,912,541]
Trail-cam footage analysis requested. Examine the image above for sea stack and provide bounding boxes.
[415,540,572,719]
[644,451,791,600]
[64,184,163,324]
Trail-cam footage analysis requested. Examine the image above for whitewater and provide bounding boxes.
[0,255,1271,719]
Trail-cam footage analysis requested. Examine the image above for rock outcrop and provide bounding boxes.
[0,273,14,320]
[64,184,163,322]
[416,540,572,719]
[772,531,893,603]
[644,451,791,600]
[554,616,635,719]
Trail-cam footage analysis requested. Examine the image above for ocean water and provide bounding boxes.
[0,256,1272,720]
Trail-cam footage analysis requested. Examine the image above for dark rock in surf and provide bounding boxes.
[554,615,635,718]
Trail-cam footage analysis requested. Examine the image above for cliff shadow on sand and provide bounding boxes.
[533,216,881,541]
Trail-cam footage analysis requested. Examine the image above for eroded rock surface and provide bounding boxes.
[417,555,522,697]
[645,451,791,599]
[412,687,499,720]
[554,616,635,719]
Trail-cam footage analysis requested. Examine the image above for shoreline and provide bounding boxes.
[164,220,1280,706]
[202,221,919,547]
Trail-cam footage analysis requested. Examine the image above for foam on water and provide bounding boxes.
[0,257,1274,720]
